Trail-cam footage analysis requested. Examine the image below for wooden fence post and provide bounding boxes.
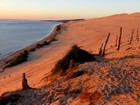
[22,73,30,90]
[102,33,110,56]
[129,29,134,44]
[136,28,139,41]
[117,27,122,50]
[99,43,103,56]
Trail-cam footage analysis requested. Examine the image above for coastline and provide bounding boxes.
[0,24,62,70]
[0,13,139,99]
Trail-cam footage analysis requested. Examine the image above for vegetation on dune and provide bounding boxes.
[36,41,51,49]
[0,89,22,105]
[52,45,95,75]
[30,25,61,50]
[0,92,22,105]
[29,48,36,52]
[56,25,61,31]
[42,41,50,46]
[36,44,42,48]
[51,38,58,42]
[3,25,62,69]
[56,25,62,34]
[6,50,28,68]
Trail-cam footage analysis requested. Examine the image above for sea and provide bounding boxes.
[0,20,61,58]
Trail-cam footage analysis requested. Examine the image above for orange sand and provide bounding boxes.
[0,12,140,95]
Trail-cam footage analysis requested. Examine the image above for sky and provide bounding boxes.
[0,0,140,20]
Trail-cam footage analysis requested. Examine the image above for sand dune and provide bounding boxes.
[0,12,140,98]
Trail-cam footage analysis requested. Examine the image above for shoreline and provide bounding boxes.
[0,12,139,97]
[0,24,62,70]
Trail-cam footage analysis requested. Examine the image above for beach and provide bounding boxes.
[0,25,60,71]
[0,24,63,95]
[0,13,140,96]
[0,20,61,59]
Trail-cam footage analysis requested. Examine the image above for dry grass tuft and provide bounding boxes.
[52,45,95,75]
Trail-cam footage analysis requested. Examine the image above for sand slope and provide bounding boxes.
[9,55,139,105]
[0,12,140,98]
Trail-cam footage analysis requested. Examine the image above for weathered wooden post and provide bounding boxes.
[117,27,122,50]
[115,35,118,46]
[99,43,103,56]
[22,73,30,90]
[129,29,134,44]
[136,28,139,41]
[102,33,110,56]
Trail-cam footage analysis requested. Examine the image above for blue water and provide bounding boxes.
[0,20,61,58]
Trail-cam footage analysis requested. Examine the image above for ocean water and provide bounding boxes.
[0,20,61,58]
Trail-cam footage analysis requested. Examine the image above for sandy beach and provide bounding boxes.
[0,25,59,71]
[0,12,140,96]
